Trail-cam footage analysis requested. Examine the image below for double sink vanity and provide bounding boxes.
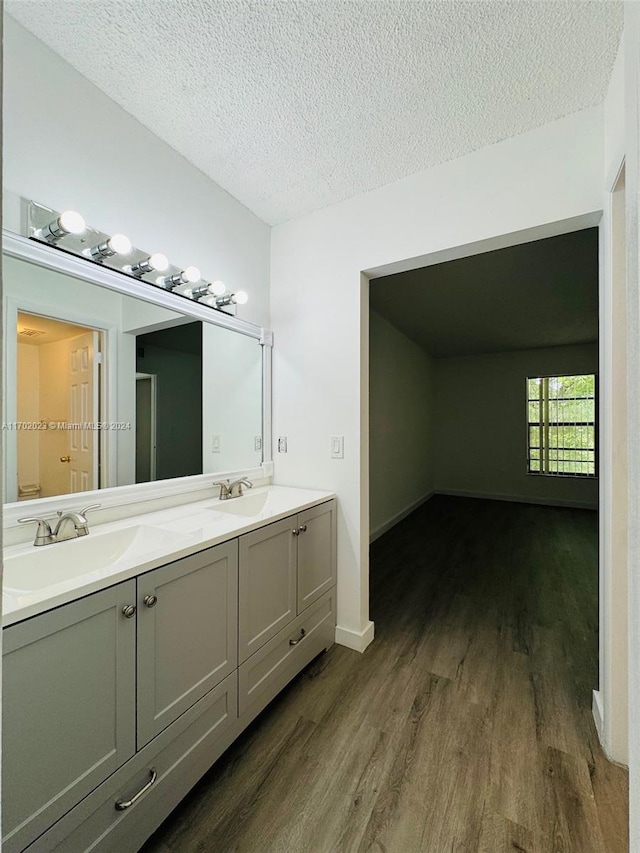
[1,205,339,851]
[3,484,337,853]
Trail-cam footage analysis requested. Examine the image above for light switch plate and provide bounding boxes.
[278,436,288,453]
[212,435,221,453]
[331,435,344,458]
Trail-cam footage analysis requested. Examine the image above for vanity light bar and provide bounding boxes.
[26,201,250,314]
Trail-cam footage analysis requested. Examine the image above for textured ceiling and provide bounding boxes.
[7,1,622,225]
[370,229,598,358]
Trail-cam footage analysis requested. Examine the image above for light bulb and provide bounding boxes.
[148,253,169,272]
[214,290,249,309]
[158,266,202,290]
[182,266,201,283]
[40,209,86,242]
[210,280,226,296]
[108,234,132,255]
[89,233,132,261]
[58,210,86,235]
[129,252,169,276]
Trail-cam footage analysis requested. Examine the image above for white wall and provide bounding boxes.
[2,16,271,330]
[434,344,599,508]
[599,36,629,767]
[202,324,263,474]
[622,4,640,848]
[369,310,435,539]
[271,106,603,649]
[16,343,39,492]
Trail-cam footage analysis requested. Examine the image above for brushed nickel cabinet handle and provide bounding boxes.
[144,594,158,608]
[122,604,136,619]
[298,524,307,533]
[115,768,157,811]
[292,528,299,536]
[289,628,306,646]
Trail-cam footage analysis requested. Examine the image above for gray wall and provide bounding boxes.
[136,325,203,481]
[433,343,599,508]
[369,311,435,539]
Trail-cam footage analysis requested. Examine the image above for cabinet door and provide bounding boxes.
[297,500,337,612]
[137,541,238,748]
[239,517,297,663]
[2,580,136,853]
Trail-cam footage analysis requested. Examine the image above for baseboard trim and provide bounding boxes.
[592,689,604,741]
[335,620,375,653]
[436,489,598,511]
[370,491,435,543]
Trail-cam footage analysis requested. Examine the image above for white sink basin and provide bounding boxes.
[4,525,194,593]
[214,491,269,517]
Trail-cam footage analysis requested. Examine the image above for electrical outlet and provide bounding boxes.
[330,435,344,459]
[278,436,288,453]
[254,436,263,452]
[212,435,221,453]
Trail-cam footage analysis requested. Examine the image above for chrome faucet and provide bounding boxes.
[18,504,101,547]
[212,478,254,500]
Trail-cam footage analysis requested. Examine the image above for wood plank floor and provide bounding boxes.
[142,497,628,853]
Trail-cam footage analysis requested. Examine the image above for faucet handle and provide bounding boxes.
[212,480,231,500]
[79,503,102,516]
[17,517,54,546]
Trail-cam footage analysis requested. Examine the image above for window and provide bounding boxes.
[527,374,596,477]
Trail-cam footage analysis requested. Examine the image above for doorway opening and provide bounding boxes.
[365,226,627,845]
[135,321,203,482]
[135,373,157,484]
[16,311,104,500]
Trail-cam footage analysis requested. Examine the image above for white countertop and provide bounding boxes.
[2,485,335,627]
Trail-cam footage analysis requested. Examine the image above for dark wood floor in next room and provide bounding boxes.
[143,496,628,853]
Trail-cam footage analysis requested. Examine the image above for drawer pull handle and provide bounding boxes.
[115,768,157,811]
[292,528,299,536]
[144,594,158,608]
[122,604,136,619]
[298,524,307,533]
[289,628,306,646]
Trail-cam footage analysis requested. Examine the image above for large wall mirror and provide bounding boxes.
[3,236,268,506]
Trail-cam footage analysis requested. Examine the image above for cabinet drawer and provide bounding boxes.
[238,588,335,723]
[26,672,238,853]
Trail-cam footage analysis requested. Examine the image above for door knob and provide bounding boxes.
[60,456,71,463]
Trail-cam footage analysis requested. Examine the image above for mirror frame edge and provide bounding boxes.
[2,229,274,526]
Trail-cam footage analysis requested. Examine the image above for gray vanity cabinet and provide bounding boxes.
[136,541,238,747]
[297,500,337,612]
[2,581,137,853]
[3,497,336,853]
[238,499,336,664]
[238,517,297,663]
